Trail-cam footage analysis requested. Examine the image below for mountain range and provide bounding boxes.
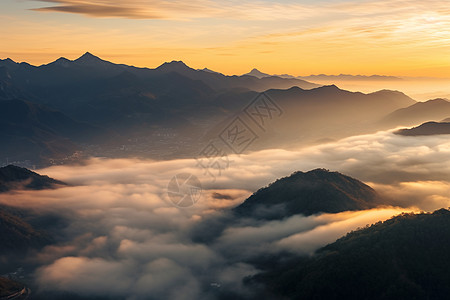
[243,68,402,81]
[1,53,448,166]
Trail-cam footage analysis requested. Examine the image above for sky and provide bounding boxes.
[1,0,450,77]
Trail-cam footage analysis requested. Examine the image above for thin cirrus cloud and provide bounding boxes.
[29,0,316,20]
[30,0,214,19]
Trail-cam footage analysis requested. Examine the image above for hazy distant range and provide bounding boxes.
[243,68,450,101]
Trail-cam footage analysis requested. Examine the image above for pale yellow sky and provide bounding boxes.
[1,0,450,77]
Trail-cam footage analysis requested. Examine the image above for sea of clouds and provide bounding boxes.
[0,129,448,299]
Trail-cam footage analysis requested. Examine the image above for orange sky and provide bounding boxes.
[1,0,450,77]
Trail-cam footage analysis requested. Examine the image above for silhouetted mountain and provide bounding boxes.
[0,53,418,163]
[382,98,450,127]
[244,68,271,78]
[198,67,221,74]
[248,209,450,300]
[0,54,319,97]
[234,169,382,220]
[156,60,192,73]
[395,121,450,136]
[155,60,319,91]
[0,165,66,192]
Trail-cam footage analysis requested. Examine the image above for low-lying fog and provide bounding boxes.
[0,129,449,299]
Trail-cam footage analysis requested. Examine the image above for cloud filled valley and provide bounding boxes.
[0,128,448,299]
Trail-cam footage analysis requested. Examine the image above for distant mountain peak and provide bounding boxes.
[199,67,221,74]
[74,52,104,64]
[244,68,271,78]
[156,60,193,72]
[323,84,340,89]
[427,98,449,103]
[80,51,97,59]
[52,57,71,67]
[314,84,342,92]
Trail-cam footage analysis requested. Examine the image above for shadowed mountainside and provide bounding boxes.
[0,165,66,193]
[0,208,52,256]
[234,169,383,220]
[248,208,450,300]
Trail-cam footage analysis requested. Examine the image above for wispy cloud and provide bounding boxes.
[29,0,316,20]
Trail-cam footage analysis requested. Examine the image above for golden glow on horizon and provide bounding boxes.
[0,0,450,77]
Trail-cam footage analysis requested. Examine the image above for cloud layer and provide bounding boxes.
[0,129,449,298]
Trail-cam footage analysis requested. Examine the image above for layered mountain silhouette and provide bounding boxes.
[299,74,403,81]
[205,86,415,150]
[243,68,271,78]
[234,169,383,220]
[243,69,402,81]
[395,121,450,136]
[0,53,424,164]
[382,98,450,127]
[248,209,450,299]
[0,165,66,192]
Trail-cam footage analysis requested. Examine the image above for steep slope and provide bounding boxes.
[0,99,104,162]
[248,209,450,300]
[234,169,382,220]
[0,165,66,192]
[395,121,450,136]
[0,208,52,255]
